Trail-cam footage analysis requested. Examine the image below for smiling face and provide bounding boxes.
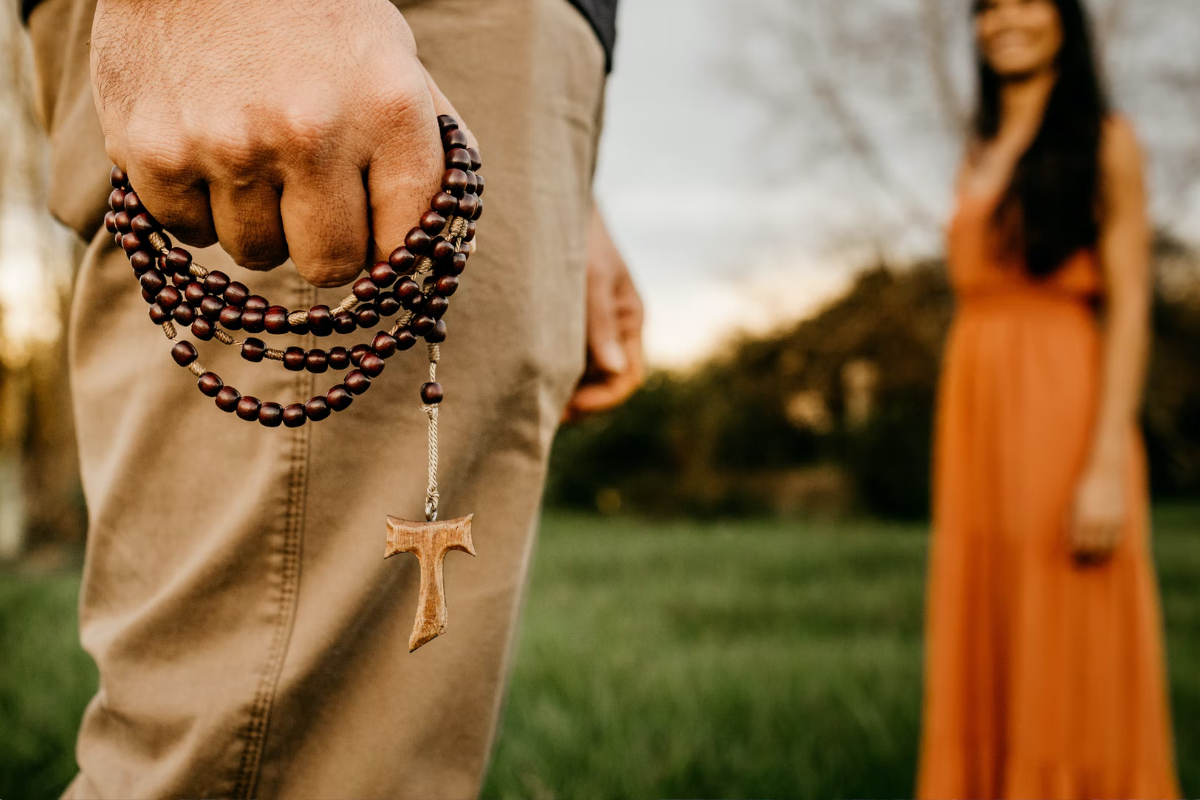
[975,0,1064,79]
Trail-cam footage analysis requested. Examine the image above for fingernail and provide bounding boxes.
[600,342,627,373]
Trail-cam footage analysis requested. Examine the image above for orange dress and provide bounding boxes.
[917,191,1180,800]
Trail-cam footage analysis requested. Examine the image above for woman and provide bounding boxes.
[918,1,1180,798]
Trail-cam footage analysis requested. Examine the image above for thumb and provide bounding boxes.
[587,260,626,374]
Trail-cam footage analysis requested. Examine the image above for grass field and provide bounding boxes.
[2,507,1198,799]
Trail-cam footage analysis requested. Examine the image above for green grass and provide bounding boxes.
[2,508,1198,799]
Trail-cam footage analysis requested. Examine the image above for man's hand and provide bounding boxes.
[90,0,473,287]
[563,206,645,422]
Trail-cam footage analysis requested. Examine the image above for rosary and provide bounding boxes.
[105,114,480,652]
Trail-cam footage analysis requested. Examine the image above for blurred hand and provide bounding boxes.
[563,206,645,422]
[90,0,474,287]
[1068,453,1127,564]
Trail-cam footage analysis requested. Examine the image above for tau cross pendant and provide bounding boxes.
[384,513,475,652]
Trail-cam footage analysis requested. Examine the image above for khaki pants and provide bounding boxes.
[27,0,606,796]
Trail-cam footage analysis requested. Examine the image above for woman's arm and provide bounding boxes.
[1069,117,1152,562]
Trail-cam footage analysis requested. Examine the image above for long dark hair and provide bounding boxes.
[972,0,1110,276]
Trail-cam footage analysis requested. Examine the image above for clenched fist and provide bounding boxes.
[90,0,474,287]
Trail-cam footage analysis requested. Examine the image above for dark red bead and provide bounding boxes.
[445,252,468,276]
[244,295,268,313]
[123,191,143,215]
[200,296,226,321]
[389,247,417,275]
[350,344,371,367]
[110,166,128,188]
[443,129,469,150]
[332,311,357,334]
[198,372,223,397]
[405,228,432,255]
[466,147,482,172]
[105,211,120,233]
[224,282,249,306]
[420,210,447,235]
[445,148,471,171]
[353,277,379,301]
[148,303,171,323]
[192,318,215,341]
[258,402,283,428]
[421,382,444,404]
[219,305,243,330]
[282,404,307,428]
[203,271,230,295]
[457,193,480,220]
[403,292,425,314]
[442,168,469,197]
[344,369,371,395]
[140,269,166,294]
[359,353,385,377]
[434,275,459,296]
[156,285,182,310]
[377,292,401,317]
[131,213,157,234]
[465,171,479,196]
[216,386,241,412]
[172,304,196,325]
[304,397,331,421]
[353,305,379,328]
[241,309,265,334]
[370,261,397,288]
[328,347,350,370]
[172,270,191,288]
[305,349,328,374]
[371,332,398,358]
[171,340,198,366]
[141,287,156,304]
[465,221,476,242]
[265,306,290,334]
[395,329,418,351]
[426,295,449,319]
[114,210,132,233]
[431,192,458,216]
[474,173,486,197]
[121,232,143,254]
[185,281,207,306]
[432,237,456,263]
[241,337,265,362]
[236,396,261,421]
[425,318,448,343]
[165,248,192,275]
[327,385,353,411]
[437,115,459,134]
[289,317,310,335]
[283,347,306,371]
[410,314,436,336]
[395,278,421,304]
[308,305,333,336]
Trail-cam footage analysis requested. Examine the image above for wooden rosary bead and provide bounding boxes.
[425,295,449,319]
[377,292,401,317]
[308,305,333,336]
[171,340,198,366]
[442,168,469,197]
[359,353,386,378]
[304,396,331,421]
[131,213,157,235]
[172,304,196,325]
[140,269,166,294]
[148,303,171,323]
[264,306,290,334]
[114,210,132,233]
[198,372,223,397]
[353,277,379,301]
[371,332,398,358]
[327,385,353,411]
[282,403,307,428]
[465,221,476,242]
[283,346,306,371]
[434,275,459,297]
[445,148,471,171]
[241,309,266,334]
[305,349,328,374]
[474,173,486,196]
[425,318,448,343]
[244,295,269,313]
[440,252,467,277]
[405,228,432,255]
[203,271,230,295]
[192,318,215,341]
[465,171,479,196]
[156,285,182,311]
[344,369,371,395]
[109,189,126,212]
[389,247,417,275]
[171,270,191,289]
[443,129,469,150]
[395,329,418,351]
[457,193,480,220]
[185,282,207,306]
[394,278,421,304]
[224,282,250,307]
[349,344,371,367]
[241,337,266,362]
[141,287,156,304]
[215,386,241,412]
[420,210,447,235]
[165,248,192,275]
[432,237,456,263]
[219,305,243,330]
[258,402,284,428]
[326,347,349,370]
[236,396,261,421]
[289,317,310,336]
[466,147,482,172]
[332,310,357,334]
[110,166,128,188]
[353,304,379,328]
[437,114,459,134]
[410,314,436,336]
[431,192,458,216]
[105,211,120,234]
[121,233,144,254]
[420,382,444,404]
[122,191,144,215]
[369,261,397,288]
[200,296,226,321]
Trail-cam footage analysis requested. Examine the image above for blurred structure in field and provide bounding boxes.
[0,3,84,560]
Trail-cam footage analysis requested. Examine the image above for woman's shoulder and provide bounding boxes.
[1100,114,1144,179]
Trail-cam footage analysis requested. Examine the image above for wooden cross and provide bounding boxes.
[384,513,475,652]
